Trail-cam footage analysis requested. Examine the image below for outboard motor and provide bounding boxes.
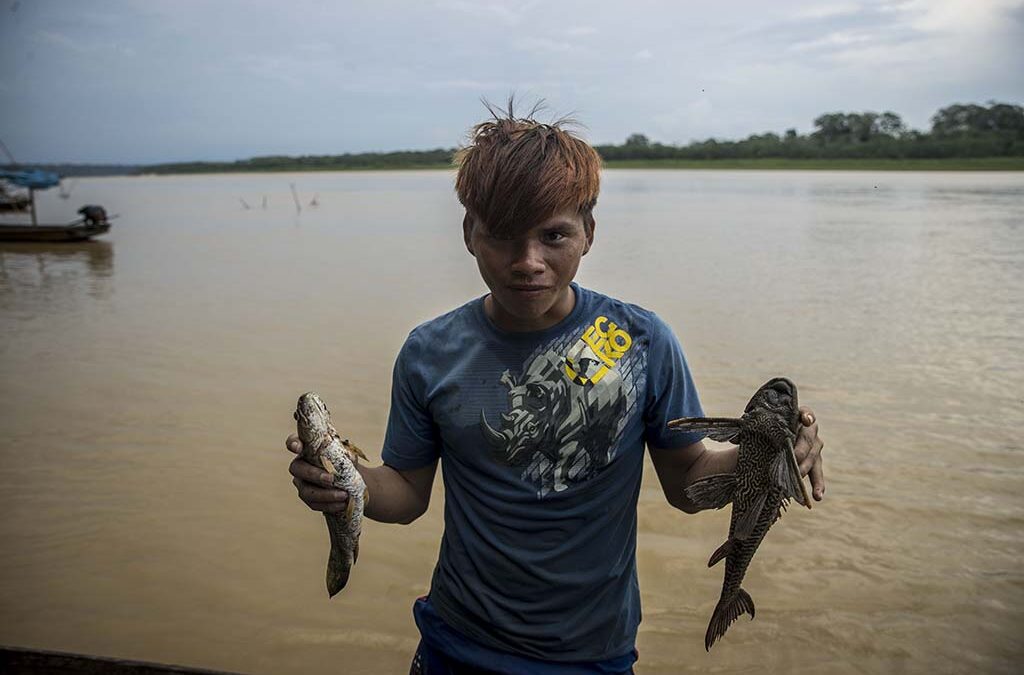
[78,204,107,225]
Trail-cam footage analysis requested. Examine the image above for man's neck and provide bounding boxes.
[484,285,576,333]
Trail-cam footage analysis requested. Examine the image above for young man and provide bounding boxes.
[286,111,825,674]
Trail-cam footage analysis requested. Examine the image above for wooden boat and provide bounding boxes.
[0,169,113,242]
[0,217,111,242]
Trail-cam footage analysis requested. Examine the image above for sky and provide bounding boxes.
[1,0,1022,164]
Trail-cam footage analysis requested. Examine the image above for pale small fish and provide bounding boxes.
[668,377,812,650]
[294,392,369,597]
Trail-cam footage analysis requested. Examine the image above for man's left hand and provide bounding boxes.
[795,407,825,502]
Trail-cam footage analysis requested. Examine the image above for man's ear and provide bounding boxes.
[582,213,596,256]
[463,212,475,256]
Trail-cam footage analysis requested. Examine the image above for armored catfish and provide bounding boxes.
[668,377,812,650]
[294,392,369,597]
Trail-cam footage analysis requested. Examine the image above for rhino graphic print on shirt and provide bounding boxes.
[479,315,645,496]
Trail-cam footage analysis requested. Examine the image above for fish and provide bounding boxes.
[294,392,369,597]
[667,377,812,650]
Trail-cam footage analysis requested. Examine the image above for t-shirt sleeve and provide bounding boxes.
[643,312,706,449]
[381,334,441,470]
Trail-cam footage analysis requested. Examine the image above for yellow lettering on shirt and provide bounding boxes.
[564,315,633,386]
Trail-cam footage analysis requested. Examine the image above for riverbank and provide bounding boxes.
[16,156,1024,177]
[602,157,1024,171]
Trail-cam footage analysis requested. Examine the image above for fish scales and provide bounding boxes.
[668,377,811,650]
[294,392,368,597]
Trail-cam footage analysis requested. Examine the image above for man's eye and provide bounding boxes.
[543,231,567,243]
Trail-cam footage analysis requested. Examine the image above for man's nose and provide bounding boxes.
[509,239,546,276]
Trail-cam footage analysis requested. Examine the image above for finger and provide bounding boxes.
[285,434,302,454]
[798,406,816,427]
[793,423,816,464]
[289,456,334,487]
[799,437,823,477]
[293,478,349,505]
[809,454,825,501]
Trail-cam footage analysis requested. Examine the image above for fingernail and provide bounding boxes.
[321,473,332,484]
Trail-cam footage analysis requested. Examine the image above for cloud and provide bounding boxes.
[788,31,873,52]
[514,36,577,54]
[633,49,654,61]
[652,98,717,142]
[791,2,864,20]
[34,30,88,52]
[434,0,534,26]
[424,79,511,90]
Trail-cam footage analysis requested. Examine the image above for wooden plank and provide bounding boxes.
[0,646,244,675]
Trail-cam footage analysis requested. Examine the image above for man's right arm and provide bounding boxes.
[286,435,437,525]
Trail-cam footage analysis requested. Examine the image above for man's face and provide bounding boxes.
[465,210,594,332]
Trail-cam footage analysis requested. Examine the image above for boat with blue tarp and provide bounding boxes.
[0,168,113,242]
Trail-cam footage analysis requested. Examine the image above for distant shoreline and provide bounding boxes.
[141,157,1024,174]
[9,157,1022,178]
[602,157,1024,171]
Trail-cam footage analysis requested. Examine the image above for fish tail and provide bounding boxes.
[705,588,755,651]
[326,546,353,598]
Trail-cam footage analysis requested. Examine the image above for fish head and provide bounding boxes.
[745,377,801,435]
[746,378,812,506]
[295,391,336,448]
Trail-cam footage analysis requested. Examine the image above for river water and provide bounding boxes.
[1,170,1021,674]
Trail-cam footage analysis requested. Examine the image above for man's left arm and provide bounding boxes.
[649,408,826,514]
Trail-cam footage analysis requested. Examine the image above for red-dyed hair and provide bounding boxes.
[454,100,601,237]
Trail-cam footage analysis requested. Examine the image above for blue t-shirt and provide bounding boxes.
[383,283,705,665]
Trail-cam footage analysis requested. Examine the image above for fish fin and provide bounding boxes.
[788,437,813,509]
[705,588,756,651]
[345,495,356,520]
[772,439,808,507]
[363,487,369,507]
[343,439,369,462]
[684,473,737,510]
[667,417,743,443]
[320,456,337,476]
[733,491,768,540]
[708,538,734,567]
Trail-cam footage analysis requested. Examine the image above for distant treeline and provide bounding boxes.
[145,148,453,174]
[5,101,1021,176]
[597,101,1024,161]
[0,163,143,177]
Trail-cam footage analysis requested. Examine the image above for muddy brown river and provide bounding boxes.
[1,170,1021,673]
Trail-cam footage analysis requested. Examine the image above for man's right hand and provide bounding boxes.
[286,434,350,514]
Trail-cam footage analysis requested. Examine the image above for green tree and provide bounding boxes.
[624,133,651,148]
[878,111,906,137]
[812,113,850,142]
